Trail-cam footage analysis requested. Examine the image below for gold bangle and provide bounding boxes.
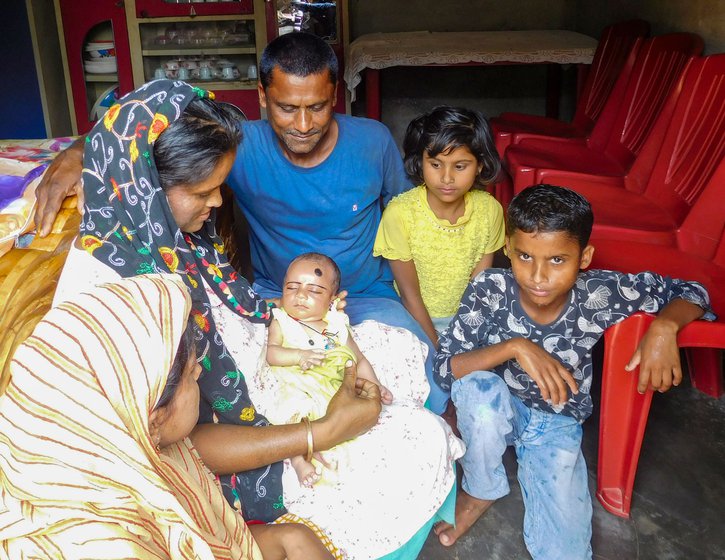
[301,416,314,462]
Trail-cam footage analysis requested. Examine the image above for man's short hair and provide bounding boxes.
[260,32,338,89]
[506,184,594,248]
[289,252,341,294]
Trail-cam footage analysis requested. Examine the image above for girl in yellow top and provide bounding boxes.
[374,106,504,347]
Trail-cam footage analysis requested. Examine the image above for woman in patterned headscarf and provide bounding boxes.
[50,80,463,559]
[0,274,333,559]
[51,79,381,523]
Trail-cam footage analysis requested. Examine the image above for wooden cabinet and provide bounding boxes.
[55,0,134,134]
[125,0,267,120]
[56,0,350,132]
[134,0,253,18]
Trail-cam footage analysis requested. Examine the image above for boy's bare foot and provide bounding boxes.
[433,490,495,546]
[291,456,319,488]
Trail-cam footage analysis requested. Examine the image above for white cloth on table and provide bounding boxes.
[344,30,597,100]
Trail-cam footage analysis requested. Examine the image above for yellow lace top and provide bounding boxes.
[374,185,505,317]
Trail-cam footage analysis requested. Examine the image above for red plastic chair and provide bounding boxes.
[511,54,725,246]
[590,165,725,517]
[597,313,725,518]
[500,33,704,205]
[491,20,650,159]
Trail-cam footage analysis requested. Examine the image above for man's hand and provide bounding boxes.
[625,317,682,394]
[333,291,348,312]
[34,138,85,236]
[512,338,579,406]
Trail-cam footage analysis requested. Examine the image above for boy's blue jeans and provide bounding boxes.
[253,285,450,414]
[452,370,593,560]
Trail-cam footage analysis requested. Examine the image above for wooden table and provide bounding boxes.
[344,30,597,120]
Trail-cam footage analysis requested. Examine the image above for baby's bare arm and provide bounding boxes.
[266,319,324,368]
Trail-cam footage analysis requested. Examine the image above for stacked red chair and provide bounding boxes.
[589,157,725,518]
[499,33,704,205]
[491,19,650,160]
[520,54,723,246]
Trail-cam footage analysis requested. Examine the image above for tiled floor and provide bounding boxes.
[418,353,725,560]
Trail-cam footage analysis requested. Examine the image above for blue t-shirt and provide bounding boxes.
[228,115,412,297]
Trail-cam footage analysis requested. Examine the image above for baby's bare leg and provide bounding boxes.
[250,523,333,560]
[290,455,319,487]
[355,359,393,403]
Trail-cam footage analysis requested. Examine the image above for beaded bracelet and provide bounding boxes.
[300,416,314,462]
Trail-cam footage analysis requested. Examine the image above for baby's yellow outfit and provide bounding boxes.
[264,307,356,425]
[374,185,505,318]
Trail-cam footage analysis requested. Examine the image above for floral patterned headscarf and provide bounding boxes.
[79,79,284,522]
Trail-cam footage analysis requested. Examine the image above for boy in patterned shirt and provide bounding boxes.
[432,184,713,559]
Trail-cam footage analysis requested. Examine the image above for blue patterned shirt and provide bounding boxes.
[434,268,713,421]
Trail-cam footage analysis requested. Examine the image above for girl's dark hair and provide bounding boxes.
[260,31,338,89]
[154,96,242,191]
[506,184,594,248]
[403,106,501,189]
[155,319,198,410]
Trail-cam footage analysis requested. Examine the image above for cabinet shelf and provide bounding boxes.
[195,79,257,89]
[142,46,256,56]
[136,15,254,24]
[84,73,120,82]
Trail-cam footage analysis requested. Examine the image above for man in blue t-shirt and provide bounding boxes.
[227,32,447,412]
[31,32,447,413]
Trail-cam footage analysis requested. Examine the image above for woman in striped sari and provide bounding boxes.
[0,273,333,558]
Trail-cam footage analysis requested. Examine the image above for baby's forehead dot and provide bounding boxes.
[314,267,323,277]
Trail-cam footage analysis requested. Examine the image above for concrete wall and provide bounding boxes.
[347,0,724,146]
[350,0,576,37]
[574,0,724,55]
[347,0,579,143]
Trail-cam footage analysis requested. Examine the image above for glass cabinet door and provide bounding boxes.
[272,0,339,42]
[57,0,134,134]
[138,16,259,85]
[264,0,346,112]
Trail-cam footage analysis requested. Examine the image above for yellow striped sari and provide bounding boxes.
[0,274,262,559]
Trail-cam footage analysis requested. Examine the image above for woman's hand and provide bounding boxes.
[313,360,381,449]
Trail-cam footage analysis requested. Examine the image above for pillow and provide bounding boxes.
[0,159,47,257]
[0,138,76,257]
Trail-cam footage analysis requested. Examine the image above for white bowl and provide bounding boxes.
[84,59,117,74]
[85,42,115,58]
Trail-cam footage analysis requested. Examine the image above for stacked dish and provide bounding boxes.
[84,42,117,74]
[90,85,120,121]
